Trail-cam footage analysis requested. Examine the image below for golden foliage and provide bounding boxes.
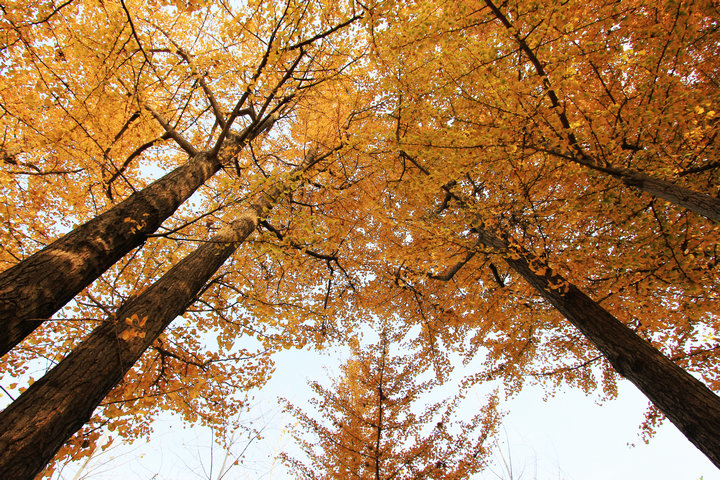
[1,0,720,474]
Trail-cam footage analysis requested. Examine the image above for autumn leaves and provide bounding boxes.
[0,1,358,477]
[357,0,720,470]
[1,0,720,477]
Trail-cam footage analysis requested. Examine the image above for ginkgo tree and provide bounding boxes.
[0,142,336,479]
[281,330,501,479]
[480,0,720,222]
[0,0,368,477]
[0,0,361,356]
[346,0,720,468]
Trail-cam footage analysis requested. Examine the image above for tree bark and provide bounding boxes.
[0,118,275,358]
[609,166,720,222]
[0,150,315,480]
[474,224,720,468]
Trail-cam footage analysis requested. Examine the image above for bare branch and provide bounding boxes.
[2,151,83,176]
[211,19,285,155]
[144,103,198,156]
[150,28,229,131]
[287,14,364,51]
[489,263,505,287]
[120,0,156,78]
[18,0,76,27]
[428,249,477,282]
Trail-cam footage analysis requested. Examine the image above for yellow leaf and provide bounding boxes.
[119,329,134,341]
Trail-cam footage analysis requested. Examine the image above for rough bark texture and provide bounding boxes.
[475,226,720,468]
[0,154,308,480]
[0,123,270,358]
[612,168,720,222]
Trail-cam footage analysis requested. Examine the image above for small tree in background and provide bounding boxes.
[281,333,501,479]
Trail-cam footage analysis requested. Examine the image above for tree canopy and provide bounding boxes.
[282,332,500,479]
[1,0,719,477]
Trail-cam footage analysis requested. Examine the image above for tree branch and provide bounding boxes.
[287,14,364,51]
[144,103,198,156]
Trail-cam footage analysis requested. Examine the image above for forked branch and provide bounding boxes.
[144,103,198,156]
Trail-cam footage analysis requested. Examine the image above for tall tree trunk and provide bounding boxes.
[0,149,317,480]
[603,165,720,222]
[545,148,720,222]
[0,117,275,358]
[484,0,720,223]
[473,223,720,468]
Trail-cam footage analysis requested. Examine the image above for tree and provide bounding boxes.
[471,218,720,466]
[0,145,333,479]
[353,141,720,465]
[338,0,720,466]
[2,0,720,475]
[481,0,720,222]
[281,332,501,479]
[0,0,358,356]
[0,0,366,475]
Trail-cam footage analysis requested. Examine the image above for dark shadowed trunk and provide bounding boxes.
[0,149,318,480]
[607,166,720,222]
[474,223,720,468]
[543,147,720,222]
[0,118,275,358]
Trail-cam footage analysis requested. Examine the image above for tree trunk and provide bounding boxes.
[0,119,275,358]
[550,151,720,222]
[609,167,720,222]
[0,150,314,480]
[474,224,720,468]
